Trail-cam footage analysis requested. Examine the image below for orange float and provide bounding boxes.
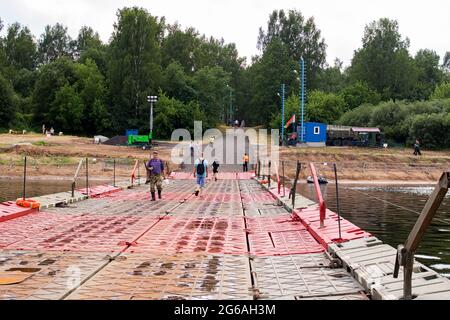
[16,199,40,209]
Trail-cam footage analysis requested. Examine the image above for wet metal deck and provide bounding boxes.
[0,175,372,300]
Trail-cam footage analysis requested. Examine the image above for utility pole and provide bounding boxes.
[281,83,286,146]
[300,57,306,143]
[225,84,234,126]
[229,87,233,125]
[147,95,158,146]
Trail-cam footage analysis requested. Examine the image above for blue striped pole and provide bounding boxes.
[300,57,306,143]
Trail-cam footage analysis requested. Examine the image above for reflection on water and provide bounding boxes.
[0,178,108,202]
[296,184,450,278]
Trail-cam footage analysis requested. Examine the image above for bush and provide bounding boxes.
[431,82,450,100]
[338,103,376,127]
[337,98,450,148]
[409,113,450,149]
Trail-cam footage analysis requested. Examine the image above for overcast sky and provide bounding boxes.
[0,0,449,67]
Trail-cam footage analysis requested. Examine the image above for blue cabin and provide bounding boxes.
[298,122,327,146]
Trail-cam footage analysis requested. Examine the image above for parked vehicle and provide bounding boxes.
[326,125,383,147]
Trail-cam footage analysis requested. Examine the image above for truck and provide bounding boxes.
[326,125,383,147]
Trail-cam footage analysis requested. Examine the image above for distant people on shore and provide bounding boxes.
[42,124,46,135]
[413,139,422,156]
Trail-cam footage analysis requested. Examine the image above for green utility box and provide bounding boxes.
[127,135,150,145]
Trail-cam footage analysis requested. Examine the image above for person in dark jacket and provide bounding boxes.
[145,151,165,201]
[212,160,220,181]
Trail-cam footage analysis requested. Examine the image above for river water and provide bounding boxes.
[1,179,449,277]
[0,178,108,203]
[297,183,450,278]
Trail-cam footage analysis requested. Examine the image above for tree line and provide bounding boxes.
[0,7,449,147]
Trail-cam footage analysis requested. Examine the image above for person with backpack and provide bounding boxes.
[212,160,220,181]
[194,153,208,196]
[145,151,165,201]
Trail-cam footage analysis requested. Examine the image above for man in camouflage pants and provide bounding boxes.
[145,151,165,201]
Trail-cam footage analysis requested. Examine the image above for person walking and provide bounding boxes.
[145,151,165,201]
[189,140,195,161]
[212,160,220,181]
[243,153,249,172]
[194,153,208,196]
[413,139,422,156]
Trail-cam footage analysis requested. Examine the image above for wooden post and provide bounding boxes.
[113,159,116,187]
[22,156,27,200]
[394,172,450,300]
[282,161,286,198]
[85,157,89,197]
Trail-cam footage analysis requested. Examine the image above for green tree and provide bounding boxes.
[161,61,196,102]
[75,26,102,56]
[257,9,327,88]
[340,81,381,110]
[32,57,76,125]
[348,18,417,101]
[38,23,73,64]
[247,39,298,125]
[0,73,16,128]
[413,49,443,100]
[191,66,231,126]
[73,59,110,134]
[49,84,84,133]
[307,90,346,124]
[161,24,199,73]
[108,7,163,131]
[154,92,205,138]
[316,59,347,93]
[431,82,450,100]
[4,23,36,70]
[443,51,450,73]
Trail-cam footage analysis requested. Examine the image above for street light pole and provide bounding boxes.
[147,95,158,146]
[229,87,233,125]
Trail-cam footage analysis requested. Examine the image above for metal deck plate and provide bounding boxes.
[129,216,247,255]
[5,214,159,253]
[251,255,364,299]
[66,253,253,300]
[0,250,109,300]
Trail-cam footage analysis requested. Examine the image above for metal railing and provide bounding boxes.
[309,162,327,228]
